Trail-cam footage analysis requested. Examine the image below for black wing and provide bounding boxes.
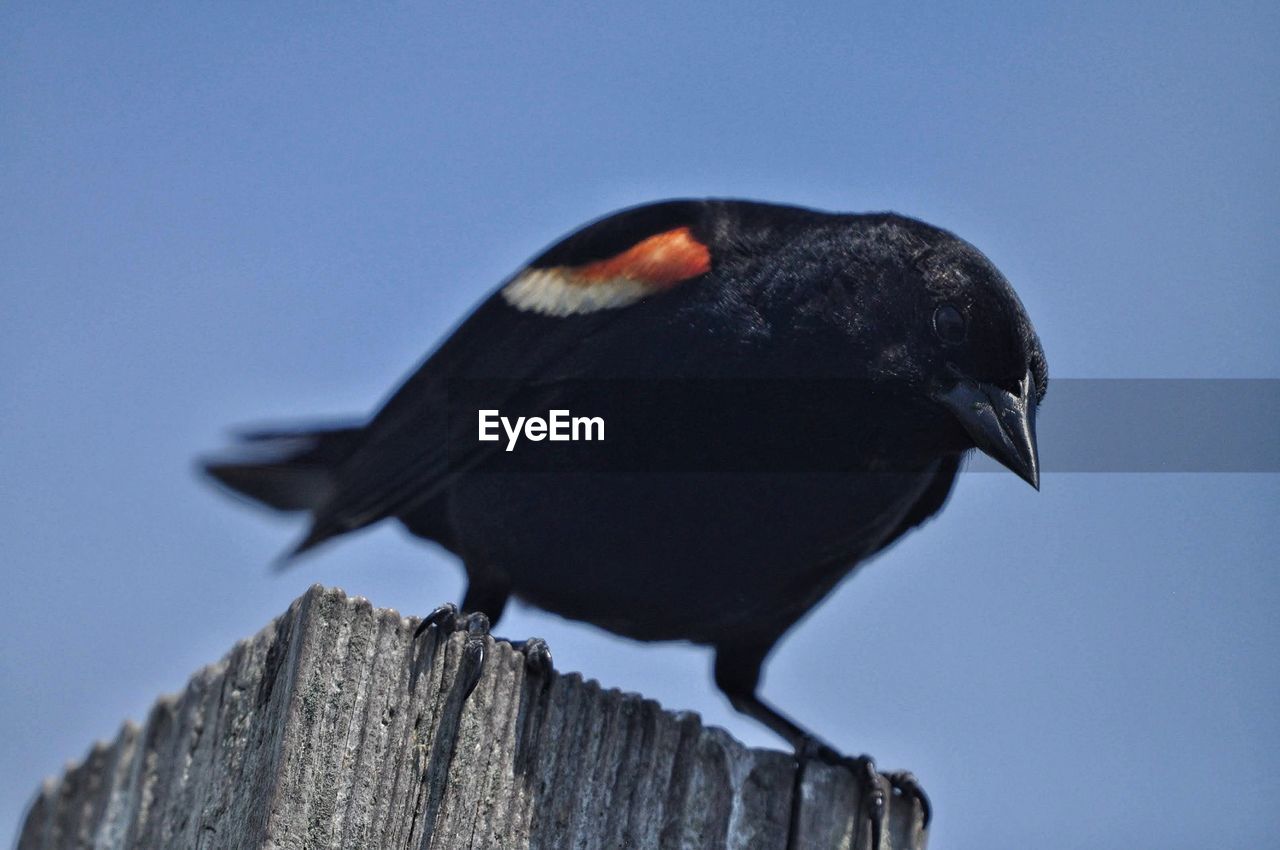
[289,200,723,555]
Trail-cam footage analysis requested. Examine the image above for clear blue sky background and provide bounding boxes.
[2,4,1277,848]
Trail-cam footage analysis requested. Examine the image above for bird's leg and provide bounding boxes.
[713,645,930,848]
[714,644,815,745]
[461,569,511,627]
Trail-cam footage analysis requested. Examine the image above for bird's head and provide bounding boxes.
[803,217,1047,487]
[915,236,1045,488]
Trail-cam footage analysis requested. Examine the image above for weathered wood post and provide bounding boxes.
[16,585,928,849]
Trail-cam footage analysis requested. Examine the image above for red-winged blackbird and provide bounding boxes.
[205,199,1045,829]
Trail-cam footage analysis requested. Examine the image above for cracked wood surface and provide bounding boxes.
[16,585,928,849]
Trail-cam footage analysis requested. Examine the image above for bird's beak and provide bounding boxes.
[935,369,1040,489]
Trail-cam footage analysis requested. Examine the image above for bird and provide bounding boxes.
[204,198,1045,835]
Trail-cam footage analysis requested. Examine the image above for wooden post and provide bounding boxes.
[16,585,928,849]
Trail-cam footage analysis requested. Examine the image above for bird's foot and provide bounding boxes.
[798,738,930,848]
[410,603,490,698]
[799,739,887,848]
[411,604,553,690]
[506,637,554,677]
[883,770,929,828]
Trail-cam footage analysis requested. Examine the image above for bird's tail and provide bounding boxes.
[201,421,364,518]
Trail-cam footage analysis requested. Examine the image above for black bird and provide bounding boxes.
[205,199,1045,833]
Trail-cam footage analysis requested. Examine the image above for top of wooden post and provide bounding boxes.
[16,585,927,849]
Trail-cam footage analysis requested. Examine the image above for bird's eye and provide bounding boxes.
[932,303,966,345]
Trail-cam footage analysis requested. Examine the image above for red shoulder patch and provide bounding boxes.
[573,226,711,287]
[502,226,711,316]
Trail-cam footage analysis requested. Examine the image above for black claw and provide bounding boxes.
[509,637,554,677]
[886,770,931,828]
[414,602,460,641]
[455,611,490,700]
[411,604,457,692]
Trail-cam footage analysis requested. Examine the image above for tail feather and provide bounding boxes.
[203,422,367,566]
[201,421,364,516]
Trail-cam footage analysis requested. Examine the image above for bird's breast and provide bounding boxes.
[448,467,938,645]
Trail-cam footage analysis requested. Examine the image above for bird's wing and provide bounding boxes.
[289,200,719,555]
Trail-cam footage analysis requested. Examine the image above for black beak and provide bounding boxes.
[936,369,1040,489]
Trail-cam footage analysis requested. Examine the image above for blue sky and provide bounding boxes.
[2,3,1277,847]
